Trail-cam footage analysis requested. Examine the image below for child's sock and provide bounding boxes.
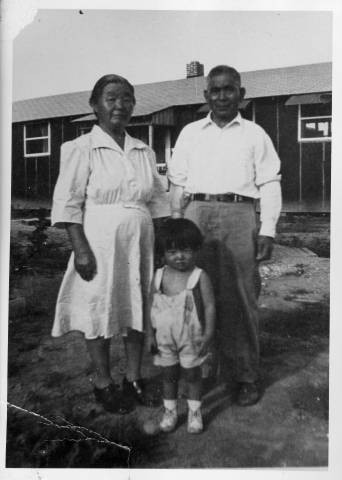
[187,399,201,411]
[164,399,177,411]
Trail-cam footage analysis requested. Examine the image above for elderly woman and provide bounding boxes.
[51,74,169,413]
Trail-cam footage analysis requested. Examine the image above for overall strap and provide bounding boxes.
[154,267,165,291]
[186,267,202,290]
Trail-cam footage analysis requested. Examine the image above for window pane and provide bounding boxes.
[26,123,48,138]
[301,118,331,139]
[301,103,331,117]
[318,122,329,136]
[26,138,49,155]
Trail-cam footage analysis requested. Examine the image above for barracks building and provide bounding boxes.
[12,61,332,212]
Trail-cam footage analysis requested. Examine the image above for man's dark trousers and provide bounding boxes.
[185,200,261,384]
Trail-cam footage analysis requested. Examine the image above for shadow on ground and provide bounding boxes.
[7,294,329,467]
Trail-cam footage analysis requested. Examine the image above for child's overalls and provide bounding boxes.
[151,266,204,369]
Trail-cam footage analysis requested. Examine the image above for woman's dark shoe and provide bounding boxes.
[94,383,134,414]
[122,377,161,407]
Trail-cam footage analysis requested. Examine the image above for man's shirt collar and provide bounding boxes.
[202,111,242,129]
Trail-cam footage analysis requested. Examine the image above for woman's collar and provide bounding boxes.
[90,124,147,151]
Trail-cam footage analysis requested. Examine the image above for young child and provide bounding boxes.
[147,218,216,434]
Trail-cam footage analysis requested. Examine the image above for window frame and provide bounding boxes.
[298,104,331,143]
[24,122,51,157]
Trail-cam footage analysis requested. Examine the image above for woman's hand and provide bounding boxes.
[74,248,97,281]
[65,223,97,281]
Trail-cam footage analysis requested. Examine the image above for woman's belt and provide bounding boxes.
[189,193,255,203]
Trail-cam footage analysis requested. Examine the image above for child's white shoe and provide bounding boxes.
[187,408,203,434]
[160,408,178,432]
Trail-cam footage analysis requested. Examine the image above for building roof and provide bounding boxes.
[12,62,332,123]
[285,92,332,105]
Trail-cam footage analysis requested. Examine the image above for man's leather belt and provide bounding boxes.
[190,193,255,203]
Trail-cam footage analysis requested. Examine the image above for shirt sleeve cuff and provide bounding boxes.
[259,222,276,238]
[51,203,84,227]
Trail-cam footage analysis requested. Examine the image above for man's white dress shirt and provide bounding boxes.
[167,113,282,237]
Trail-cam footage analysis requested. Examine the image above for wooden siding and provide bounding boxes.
[255,97,278,148]
[279,103,300,202]
[152,108,175,126]
[12,117,77,198]
[11,97,331,211]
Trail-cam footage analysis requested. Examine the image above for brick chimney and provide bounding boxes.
[186,61,204,78]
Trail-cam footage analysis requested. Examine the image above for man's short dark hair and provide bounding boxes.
[206,65,241,87]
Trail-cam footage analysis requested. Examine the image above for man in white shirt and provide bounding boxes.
[167,65,281,406]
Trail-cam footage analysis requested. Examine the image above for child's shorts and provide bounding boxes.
[154,342,204,369]
[153,317,204,369]
[151,277,205,370]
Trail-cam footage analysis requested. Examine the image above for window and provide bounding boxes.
[298,105,331,142]
[24,122,51,157]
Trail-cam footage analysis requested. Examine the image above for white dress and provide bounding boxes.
[51,125,169,339]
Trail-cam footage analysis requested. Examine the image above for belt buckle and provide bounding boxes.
[227,194,239,202]
[215,193,229,202]
[223,193,235,202]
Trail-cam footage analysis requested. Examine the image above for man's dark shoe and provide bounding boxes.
[94,383,134,414]
[122,377,161,407]
[236,382,260,406]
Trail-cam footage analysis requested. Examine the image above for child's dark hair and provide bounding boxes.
[156,218,203,254]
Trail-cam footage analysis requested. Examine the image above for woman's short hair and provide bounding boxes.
[156,218,203,254]
[89,74,135,107]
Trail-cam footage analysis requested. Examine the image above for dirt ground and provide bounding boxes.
[6,214,330,468]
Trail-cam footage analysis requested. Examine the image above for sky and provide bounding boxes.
[12,9,332,101]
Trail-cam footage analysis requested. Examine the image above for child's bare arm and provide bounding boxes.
[145,275,159,355]
[198,271,216,355]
